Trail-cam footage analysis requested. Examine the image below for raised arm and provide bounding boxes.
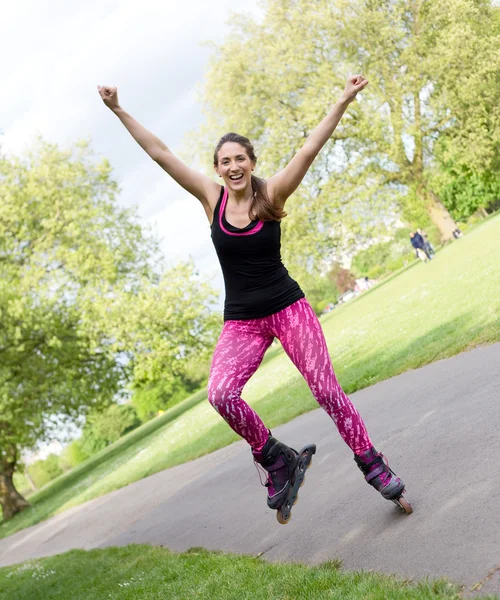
[97,85,220,218]
[267,75,369,207]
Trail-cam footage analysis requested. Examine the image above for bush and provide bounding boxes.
[28,454,63,489]
[385,255,411,273]
[91,404,141,444]
[132,378,203,422]
[352,242,393,278]
[352,233,416,280]
[79,428,108,458]
[13,471,33,496]
[300,274,338,316]
[437,164,500,221]
[59,439,89,470]
[366,264,386,280]
[78,403,142,457]
[329,264,356,294]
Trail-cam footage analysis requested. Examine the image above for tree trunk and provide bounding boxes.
[0,468,30,521]
[408,6,458,244]
[427,192,459,242]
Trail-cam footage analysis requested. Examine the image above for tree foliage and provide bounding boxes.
[432,161,500,221]
[27,454,63,490]
[59,440,88,471]
[197,0,500,251]
[327,264,357,295]
[0,140,221,520]
[104,260,220,391]
[90,404,140,444]
[351,229,415,279]
[132,372,205,422]
[0,140,156,519]
[79,404,141,457]
[297,272,338,316]
[0,139,223,519]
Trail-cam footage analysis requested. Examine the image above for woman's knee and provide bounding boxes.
[207,379,219,408]
[207,380,234,413]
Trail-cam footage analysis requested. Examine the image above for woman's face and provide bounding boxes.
[215,142,255,193]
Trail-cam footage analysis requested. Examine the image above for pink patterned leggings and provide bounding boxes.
[207,298,372,455]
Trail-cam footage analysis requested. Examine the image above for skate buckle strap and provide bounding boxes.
[357,455,385,478]
[365,464,386,483]
[364,454,390,483]
[266,457,286,472]
[364,458,381,469]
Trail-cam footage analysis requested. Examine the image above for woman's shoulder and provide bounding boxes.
[208,185,225,225]
[205,183,224,214]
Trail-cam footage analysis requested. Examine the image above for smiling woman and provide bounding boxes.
[97,73,413,524]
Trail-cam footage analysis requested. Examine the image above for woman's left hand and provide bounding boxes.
[341,75,369,103]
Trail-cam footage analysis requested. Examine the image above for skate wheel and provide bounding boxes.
[395,495,413,514]
[275,444,315,525]
[298,456,313,485]
[277,508,291,524]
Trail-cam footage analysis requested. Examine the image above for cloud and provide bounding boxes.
[2,0,258,152]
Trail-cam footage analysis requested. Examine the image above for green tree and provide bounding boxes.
[87,404,140,445]
[352,243,393,278]
[296,272,338,316]
[0,140,156,520]
[132,378,197,422]
[334,0,500,235]
[107,261,220,403]
[78,404,141,456]
[351,229,415,279]
[131,343,212,422]
[27,454,63,490]
[432,162,500,221]
[59,440,89,470]
[429,1,500,205]
[198,0,500,248]
[77,428,108,459]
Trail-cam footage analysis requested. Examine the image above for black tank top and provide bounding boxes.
[211,186,304,321]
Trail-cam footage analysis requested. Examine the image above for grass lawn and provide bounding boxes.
[3,545,496,600]
[2,214,500,541]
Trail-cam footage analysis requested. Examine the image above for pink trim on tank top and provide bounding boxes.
[219,187,264,236]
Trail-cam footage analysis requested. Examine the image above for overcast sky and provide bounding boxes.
[1,0,262,300]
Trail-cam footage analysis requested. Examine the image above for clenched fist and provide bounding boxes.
[97,85,120,111]
[342,75,369,103]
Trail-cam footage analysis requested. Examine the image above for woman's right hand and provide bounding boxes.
[97,85,120,111]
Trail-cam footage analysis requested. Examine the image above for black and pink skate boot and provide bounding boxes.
[253,435,316,524]
[354,447,412,514]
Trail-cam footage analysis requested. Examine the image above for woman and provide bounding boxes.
[98,75,411,522]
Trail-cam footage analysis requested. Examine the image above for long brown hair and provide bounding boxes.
[213,132,286,222]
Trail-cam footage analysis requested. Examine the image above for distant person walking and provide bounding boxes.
[97,75,411,523]
[417,228,435,257]
[410,231,431,262]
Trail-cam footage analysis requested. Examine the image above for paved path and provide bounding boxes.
[2,344,500,596]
